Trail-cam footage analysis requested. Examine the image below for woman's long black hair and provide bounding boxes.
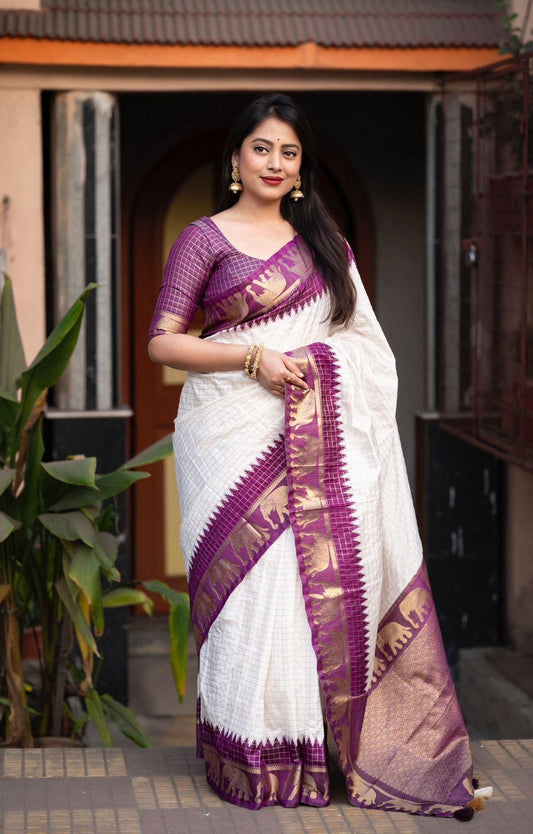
[217,94,356,325]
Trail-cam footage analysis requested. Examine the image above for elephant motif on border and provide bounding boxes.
[256,771,280,802]
[260,485,289,529]
[348,771,377,806]
[300,771,321,801]
[375,620,412,662]
[372,654,388,683]
[399,586,432,629]
[222,763,253,801]
[204,747,220,784]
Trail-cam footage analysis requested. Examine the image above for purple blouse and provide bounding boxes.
[149,216,269,339]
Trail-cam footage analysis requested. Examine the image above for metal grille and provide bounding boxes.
[440,55,533,471]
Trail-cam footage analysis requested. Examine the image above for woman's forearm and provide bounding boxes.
[148,333,249,373]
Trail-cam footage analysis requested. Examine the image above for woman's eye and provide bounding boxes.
[254,145,268,153]
[284,151,297,158]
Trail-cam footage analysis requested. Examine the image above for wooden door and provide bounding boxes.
[124,134,225,610]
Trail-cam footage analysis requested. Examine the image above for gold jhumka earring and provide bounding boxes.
[289,174,304,201]
[229,164,243,194]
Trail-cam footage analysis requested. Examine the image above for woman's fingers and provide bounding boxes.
[286,360,305,379]
[255,348,309,396]
[283,367,308,390]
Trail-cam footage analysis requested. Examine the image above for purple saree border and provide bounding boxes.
[199,227,303,306]
[308,344,370,698]
[351,764,472,818]
[188,437,289,648]
[223,274,327,336]
[198,707,330,810]
[351,562,475,816]
[201,236,327,337]
[285,342,370,769]
[355,760,471,811]
[370,562,433,690]
[188,437,285,592]
[284,343,475,818]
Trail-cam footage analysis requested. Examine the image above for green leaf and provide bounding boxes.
[68,544,104,635]
[81,503,103,522]
[101,694,153,748]
[0,468,15,497]
[41,458,97,489]
[48,470,149,511]
[93,532,120,582]
[39,510,97,546]
[144,580,190,703]
[168,597,190,703]
[86,689,113,747]
[19,420,44,527]
[0,510,21,542]
[63,701,89,739]
[95,503,115,533]
[95,530,118,564]
[0,275,27,395]
[13,284,97,452]
[55,577,98,656]
[0,387,19,426]
[103,588,154,615]
[61,551,82,610]
[121,434,173,470]
[144,579,190,609]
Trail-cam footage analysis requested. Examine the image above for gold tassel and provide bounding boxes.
[466,797,485,812]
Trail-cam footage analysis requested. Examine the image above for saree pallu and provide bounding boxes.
[173,237,476,816]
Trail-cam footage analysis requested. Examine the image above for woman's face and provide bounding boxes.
[232,116,302,203]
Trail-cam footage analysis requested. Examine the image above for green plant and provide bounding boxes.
[498,2,533,55]
[0,276,189,747]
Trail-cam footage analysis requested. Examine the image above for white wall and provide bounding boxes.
[0,88,45,363]
[0,1,40,8]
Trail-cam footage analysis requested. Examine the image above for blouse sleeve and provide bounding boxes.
[148,223,214,340]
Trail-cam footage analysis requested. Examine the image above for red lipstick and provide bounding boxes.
[261,177,283,186]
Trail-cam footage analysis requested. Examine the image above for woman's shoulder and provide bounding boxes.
[174,216,212,242]
[189,215,214,233]
[166,218,215,259]
[161,220,220,283]
[180,216,229,252]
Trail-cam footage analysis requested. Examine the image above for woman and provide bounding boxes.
[148,94,485,819]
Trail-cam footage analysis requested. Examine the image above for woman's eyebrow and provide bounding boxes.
[251,136,301,149]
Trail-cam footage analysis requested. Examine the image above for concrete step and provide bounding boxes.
[458,647,533,738]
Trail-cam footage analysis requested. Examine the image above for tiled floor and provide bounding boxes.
[1,740,532,834]
[4,626,531,832]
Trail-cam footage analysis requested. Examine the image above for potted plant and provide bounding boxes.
[0,276,189,748]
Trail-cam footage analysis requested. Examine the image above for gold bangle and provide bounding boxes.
[244,344,257,376]
[251,344,264,379]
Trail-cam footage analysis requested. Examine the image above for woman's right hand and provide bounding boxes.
[256,348,309,399]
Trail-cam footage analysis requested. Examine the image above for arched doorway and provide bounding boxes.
[122,123,375,609]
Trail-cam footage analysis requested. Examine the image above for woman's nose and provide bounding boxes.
[267,151,282,171]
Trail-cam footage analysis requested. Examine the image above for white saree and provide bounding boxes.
[150,218,480,817]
